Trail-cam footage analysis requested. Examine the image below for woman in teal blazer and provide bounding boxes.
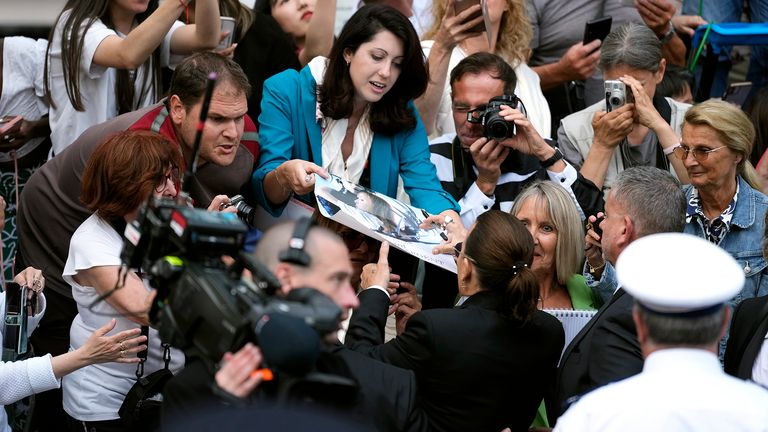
[252,5,459,217]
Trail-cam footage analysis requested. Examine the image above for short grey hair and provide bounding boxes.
[636,305,726,347]
[253,220,343,272]
[610,166,685,237]
[511,181,584,286]
[599,23,663,73]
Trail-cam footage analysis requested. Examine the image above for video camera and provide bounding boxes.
[120,197,342,368]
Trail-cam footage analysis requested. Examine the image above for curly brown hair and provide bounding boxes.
[424,0,532,65]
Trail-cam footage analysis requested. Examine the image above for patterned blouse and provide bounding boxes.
[685,181,739,245]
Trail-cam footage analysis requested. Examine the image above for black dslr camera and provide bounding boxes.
[466,95,526,140]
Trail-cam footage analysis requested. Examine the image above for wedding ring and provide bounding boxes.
[444,216,454,225]
[119,349,125,358]
[305,174,313,183]
[119,341,126,351]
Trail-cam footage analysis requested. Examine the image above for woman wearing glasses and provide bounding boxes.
[346,211,565,432]
[62,130,186,431]
[674,99,768,302]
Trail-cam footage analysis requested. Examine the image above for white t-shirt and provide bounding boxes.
[0,37,49,163]
[47,10,184,155]
[62,214,184,422]
[0,292,54,432]
[421,41,552,140]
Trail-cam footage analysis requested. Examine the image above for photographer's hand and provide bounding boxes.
[580,106,634,189]
[215,343,264,399]
[207,195,234,213]
[497,105,567,172]
[469,138,508,196]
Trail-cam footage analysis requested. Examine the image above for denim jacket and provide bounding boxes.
[684,176,768,304]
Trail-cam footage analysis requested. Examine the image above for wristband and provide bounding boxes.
[659,23,675,44]
[540,147,564,169]
[663,144,681,156]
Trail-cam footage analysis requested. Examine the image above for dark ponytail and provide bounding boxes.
[463,211,539,322]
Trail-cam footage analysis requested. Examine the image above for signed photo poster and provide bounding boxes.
[314,174,457,273]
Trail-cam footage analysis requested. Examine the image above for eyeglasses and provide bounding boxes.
[155,168,179,193]
[672,145,728,161]
[453,242,463,258]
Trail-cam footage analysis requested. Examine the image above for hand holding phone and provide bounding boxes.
[453,0,485,34]
[583,16,613,45]
[218,17,236,49]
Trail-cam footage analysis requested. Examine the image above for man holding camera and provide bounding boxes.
[429,52,603,228]
[556,23,690,194]
[162,219,428,432]
[15,52,258,430]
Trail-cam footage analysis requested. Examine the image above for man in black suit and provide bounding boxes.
[724,294,768,385]
[555,166,686,417]
[162,219,428,432]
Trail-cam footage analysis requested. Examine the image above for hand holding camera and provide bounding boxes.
[584,213,606,277]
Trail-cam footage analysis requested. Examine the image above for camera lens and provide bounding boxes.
[610,91,625,107]
[486,119,510,140]
[229,195,257,226]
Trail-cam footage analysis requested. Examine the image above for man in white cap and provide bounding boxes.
[554,233,768,431]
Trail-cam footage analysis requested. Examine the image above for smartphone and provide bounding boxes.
[454,0,485,34]
[722,81,753,109]
[2,282,29,361]
[0,115,22,136]
[584,16,613,45]
[218,16,236,49]
[586,214,605,237]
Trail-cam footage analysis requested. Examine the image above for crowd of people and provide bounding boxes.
[1,0,768,431]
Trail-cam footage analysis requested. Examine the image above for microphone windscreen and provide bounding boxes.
[256,313,321,376]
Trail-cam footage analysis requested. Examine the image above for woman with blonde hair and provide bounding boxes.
[675,99,768,302]
[416,0,551,139]
[511,181,601,311]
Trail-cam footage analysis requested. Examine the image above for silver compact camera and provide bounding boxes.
[604,80,634,112]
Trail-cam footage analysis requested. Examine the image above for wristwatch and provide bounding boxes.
[659,22,675,44]
[541,147,564,169]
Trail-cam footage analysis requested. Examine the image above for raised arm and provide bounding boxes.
[297,0,336,66]
[532,39,601,91]
[415,3,483,135]
[92,0,219,69]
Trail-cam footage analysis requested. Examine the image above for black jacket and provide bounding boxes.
[556,288,643,418]
[346,289,564,432]
[724,295,768,379]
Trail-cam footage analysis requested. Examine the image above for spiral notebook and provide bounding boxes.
[544,309,598,358]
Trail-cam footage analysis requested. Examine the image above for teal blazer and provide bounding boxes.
[253,66,459,216]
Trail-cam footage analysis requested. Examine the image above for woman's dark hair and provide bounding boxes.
[357,191,397,233]
[318,5,428,135]
[747,86,768,166]
[463,211,539,322]
[44,0,162,114]
[656,64,694,101]
[166,51,252,109]
[81,130,184,221]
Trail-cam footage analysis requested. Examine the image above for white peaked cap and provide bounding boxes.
[616,233,744,314]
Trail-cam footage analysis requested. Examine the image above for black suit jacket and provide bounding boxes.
[162,346,428,432]
[724,295,768,379]
[556,288,643,417]
[345,289,564,432]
